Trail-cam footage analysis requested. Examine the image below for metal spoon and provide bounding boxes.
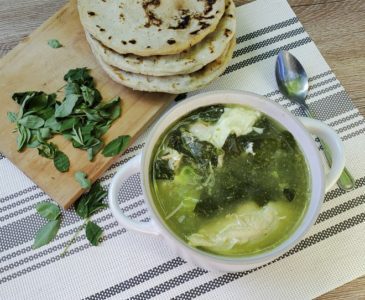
[275,50,355,191]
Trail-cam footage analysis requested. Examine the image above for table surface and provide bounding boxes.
[0,0,364,299]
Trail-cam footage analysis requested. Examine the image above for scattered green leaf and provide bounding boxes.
[44,116,61,132]
[37,142,57,159]
[87,141,104,161]
[74,171,91,189]
[7,112,17,123]
[55,94,79,118]
[48,39,62,49]
[58,117,79,133]
[36,202,61,220]
[64,68,93,87]
[54,151,70,172]
[16,125,30,151]
[32,219,61,249]
[64,82,81,97]
[27,135,42,148]
[38,127,52,140]
[102,135,131,157]
[96,97,121,120]
[81,85,101,107]
[86,221,103,246]
[75,182,107,219]
[18,115,45,129]
[37,142,70,173]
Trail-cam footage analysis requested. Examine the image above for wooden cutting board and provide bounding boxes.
[0,0,175,208]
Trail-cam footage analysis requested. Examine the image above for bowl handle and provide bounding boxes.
[108,153,161,236]
[299,117,345,192]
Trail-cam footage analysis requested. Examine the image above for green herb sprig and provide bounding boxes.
[62,182,107,255]
[33,182,107,253]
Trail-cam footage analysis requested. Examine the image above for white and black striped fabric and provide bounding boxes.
[1,0,365,299]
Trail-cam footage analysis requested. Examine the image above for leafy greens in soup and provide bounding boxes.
[150,104,310,256]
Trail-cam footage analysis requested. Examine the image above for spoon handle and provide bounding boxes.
[301,104,355,191]
[321,143,356,191]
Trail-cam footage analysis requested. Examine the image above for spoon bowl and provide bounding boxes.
[276,50,309,104]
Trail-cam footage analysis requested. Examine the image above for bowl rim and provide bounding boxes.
[141,89,325,265]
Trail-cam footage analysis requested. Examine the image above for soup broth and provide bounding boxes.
[150,104,310,257]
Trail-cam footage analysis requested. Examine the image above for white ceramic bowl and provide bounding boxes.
[109,90,345,272]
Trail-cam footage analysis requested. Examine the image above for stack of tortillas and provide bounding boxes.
[78,0,236,94]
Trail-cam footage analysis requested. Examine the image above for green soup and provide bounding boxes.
[150,104,310,257]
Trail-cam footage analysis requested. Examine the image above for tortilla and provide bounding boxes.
[85,0,236,76]
[78,0,225,56]
[90,38,236,94]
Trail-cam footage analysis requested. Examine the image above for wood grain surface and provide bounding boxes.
[0,0,364,298]
[0,0,175,209]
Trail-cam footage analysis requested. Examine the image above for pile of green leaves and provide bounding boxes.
[33,182,107,252]
[9,68,132,252]
[7,68,126,169]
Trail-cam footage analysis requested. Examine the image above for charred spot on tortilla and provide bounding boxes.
[87,11,96,16]
[167,39,176,45]
[199,0,217,15]
[96,24,105,32]
[199,15,215,20]
[129,39,137,44]
[224,28,232,37]
[143,0,163,28]
[199,21,210,30]
[169,15,191,30]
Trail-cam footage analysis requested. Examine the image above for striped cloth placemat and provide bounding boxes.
[1,0,364,299]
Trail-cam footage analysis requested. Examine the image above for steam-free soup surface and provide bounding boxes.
[151,104,309,256]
